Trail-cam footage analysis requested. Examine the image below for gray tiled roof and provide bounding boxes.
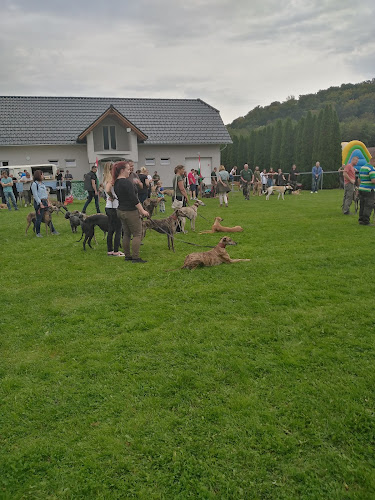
[0,96,232,146]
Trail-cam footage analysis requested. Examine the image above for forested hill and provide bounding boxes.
[228,79,375,145]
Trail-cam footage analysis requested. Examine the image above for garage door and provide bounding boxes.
[185,157,212,184]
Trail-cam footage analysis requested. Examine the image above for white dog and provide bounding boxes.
[265,184,293,200]
[178,199,205,232]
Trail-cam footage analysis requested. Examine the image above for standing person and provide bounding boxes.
[240,163,253,200]
[64,170,73,194]
[342,156,358,215]
[311,162,323,193]
[217,165,230,207]
[276,168,286,186]
[103,161,124,256]
[113,161,149,263]
[358,161,375,226]
[0,170,18,211]
[138,167,150,204]
[152,171,160,186]
[260,169,268,193]
[31,170,59,237]
[288,164,299,190]
[156,181,165,212]
[253,166,262,195]
[56,168,65,203]
[230,166,237,182]
[211,167,217,197]
[21,171,32,207]
[172,165,189,207]
[267,167,276,187]
[128,161,143,192]
[187,168,197,200]
[82,165,100,213]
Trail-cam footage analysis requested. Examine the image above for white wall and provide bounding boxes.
[138,144,221,187]
[0,144,90,180]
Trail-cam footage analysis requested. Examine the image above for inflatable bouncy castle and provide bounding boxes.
[342,140,372,171]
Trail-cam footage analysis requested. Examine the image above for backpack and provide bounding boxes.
[84,172,93,191]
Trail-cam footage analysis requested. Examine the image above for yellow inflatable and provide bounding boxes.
[342,140,372,169]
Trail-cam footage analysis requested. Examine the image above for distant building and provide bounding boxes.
[0,96,231,185]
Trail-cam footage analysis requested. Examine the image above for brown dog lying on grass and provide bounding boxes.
[182,236,251,270]
[199,217,243,234]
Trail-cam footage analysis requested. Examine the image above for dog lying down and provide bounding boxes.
[199,217,243,234]
[182,237,251,270]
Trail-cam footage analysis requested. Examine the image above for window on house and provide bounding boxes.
[65,160,77,168]
[160,158,170,166]
[103,126,116,150]
[145,158,156,166]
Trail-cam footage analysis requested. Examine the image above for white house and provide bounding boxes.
[0,96,231,186]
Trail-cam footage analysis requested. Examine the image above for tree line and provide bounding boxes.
[221,105,342,189]
[228,79,375,146]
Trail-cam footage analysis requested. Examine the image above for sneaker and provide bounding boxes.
[36,233,43,238]
[51,231,60,235]
[315,191,318,194]
[311,191,313,193]
[132,258,147,264]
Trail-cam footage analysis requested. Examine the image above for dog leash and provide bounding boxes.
[143,218,214,248]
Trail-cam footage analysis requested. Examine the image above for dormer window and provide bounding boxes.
[103,125,116,150]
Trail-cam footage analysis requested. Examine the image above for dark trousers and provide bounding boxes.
[358,190,375,225]
[34,200,56,234]
[105,207,122,253]
[138,192,148,204]
[82,191,100,213]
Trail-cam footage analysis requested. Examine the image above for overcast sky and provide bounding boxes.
[1,0,374,124]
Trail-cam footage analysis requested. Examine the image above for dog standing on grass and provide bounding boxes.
[265,184,293,200]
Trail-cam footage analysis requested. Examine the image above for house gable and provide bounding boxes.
[77,105,147,143]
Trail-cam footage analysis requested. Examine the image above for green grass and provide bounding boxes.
[1,190,374,499]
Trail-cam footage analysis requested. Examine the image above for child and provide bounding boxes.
[156,181,165,213]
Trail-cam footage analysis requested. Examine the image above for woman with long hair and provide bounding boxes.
[102,161,124,257]
[172,165,189,206]
[112,161,149,263]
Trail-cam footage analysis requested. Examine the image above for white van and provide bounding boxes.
[8,164,58,180]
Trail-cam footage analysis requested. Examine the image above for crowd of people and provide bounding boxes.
[2,156,375,255]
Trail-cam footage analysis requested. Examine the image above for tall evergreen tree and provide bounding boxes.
[312,109,324,165]
[331,107,343,171]
[231,135,239,168]
[300,111,315,171]
[280,118,295,171]
[247,130,256,169]
[263,125,274,168]
[294,116,305,167]
[270,119,283,171]
[254,128,265,167]
[238,135,248,167]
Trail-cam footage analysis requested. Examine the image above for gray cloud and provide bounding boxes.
[0,0,374,123]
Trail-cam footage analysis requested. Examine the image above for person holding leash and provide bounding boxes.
[31,170,59,237]
[113,161,149,263]
[82,165,101,213]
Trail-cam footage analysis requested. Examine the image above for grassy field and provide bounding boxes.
[1,189,374,499]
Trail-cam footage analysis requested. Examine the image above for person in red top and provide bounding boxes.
[187,168,197,200]
[342,156,359,215]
